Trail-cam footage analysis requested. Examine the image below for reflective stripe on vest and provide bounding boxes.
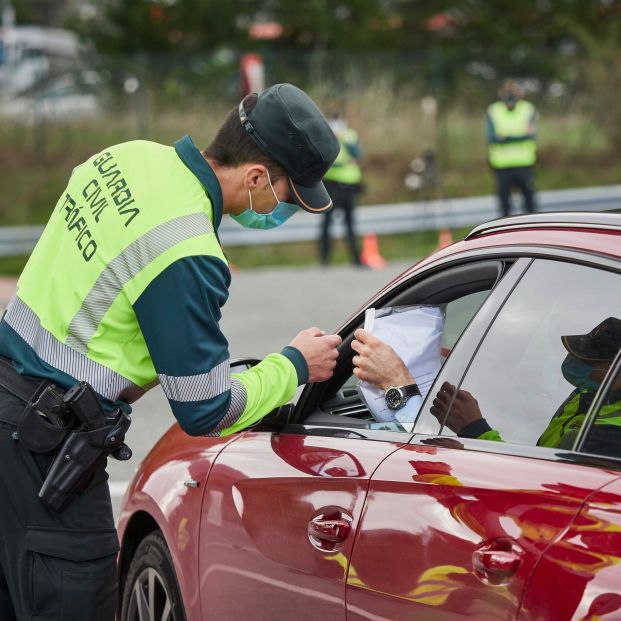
[487,100,536,169]
[203,377,247,435]
[4,294,135,400]
[66,212,213,353]
[158,358,230,402]
[12,140,228,398]
[323,129,362,185]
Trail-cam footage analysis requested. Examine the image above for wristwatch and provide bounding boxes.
[385,383,421,410]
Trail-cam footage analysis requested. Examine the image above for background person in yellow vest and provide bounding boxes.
[487,79,538,218]
[319,112,364,266]
[0,83,342,621]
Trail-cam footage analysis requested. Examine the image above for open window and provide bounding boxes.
[294,259,512,431]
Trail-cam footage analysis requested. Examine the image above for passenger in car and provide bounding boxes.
[353,318,621,456]
[430,317,621,455]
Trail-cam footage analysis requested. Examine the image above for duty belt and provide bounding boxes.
[0,357,132,512]
[0,357,70,426]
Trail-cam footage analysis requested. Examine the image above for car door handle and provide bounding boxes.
[473,549,521,575]
[307,509,353,552]
[472,538,523,585]
[308,517,351,543]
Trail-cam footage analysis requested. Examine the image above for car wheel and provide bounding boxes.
[120,531,187,621]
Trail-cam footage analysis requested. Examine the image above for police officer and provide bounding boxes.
[487,79,538,218]
[319,111,364,266]
[0,83,341,620]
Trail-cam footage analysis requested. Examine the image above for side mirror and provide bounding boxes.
[229,357,261,373]
[253,403,295,432]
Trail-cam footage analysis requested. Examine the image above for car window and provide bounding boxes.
[298,261,505,431]
[442,290,490,352]
[426,259,621,450]
[581,362,621,459]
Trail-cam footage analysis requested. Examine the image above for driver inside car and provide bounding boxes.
[352,318,621,455]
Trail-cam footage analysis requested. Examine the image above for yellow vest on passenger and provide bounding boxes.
[12,140,225,400]
[323,129,362,185]
[537,393,621,449]
[487,100,537,169]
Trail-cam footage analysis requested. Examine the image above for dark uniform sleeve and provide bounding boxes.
[133,255,306,436]
[133,255,236,434]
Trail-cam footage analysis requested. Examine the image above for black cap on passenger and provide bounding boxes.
[238,83,339,213]
[562,317,621,362]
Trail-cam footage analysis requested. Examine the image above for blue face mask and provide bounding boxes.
[561,355,600,392]
[231,171,299,230]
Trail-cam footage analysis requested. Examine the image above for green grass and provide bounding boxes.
[0,255,30,276]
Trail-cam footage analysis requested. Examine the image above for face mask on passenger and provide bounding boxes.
[561,355,600,392]
[230,170,298,230]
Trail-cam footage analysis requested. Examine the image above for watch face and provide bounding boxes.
[385,387,403,410]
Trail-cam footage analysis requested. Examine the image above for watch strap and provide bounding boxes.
[401,383,421,398]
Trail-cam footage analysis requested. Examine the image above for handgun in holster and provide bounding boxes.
[38,381,132,512]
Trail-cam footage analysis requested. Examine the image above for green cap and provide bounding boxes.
[239,83,339,213]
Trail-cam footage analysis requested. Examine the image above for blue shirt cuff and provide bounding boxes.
[280,346,309,386]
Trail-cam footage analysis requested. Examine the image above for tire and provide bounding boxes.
[120,531,187,621]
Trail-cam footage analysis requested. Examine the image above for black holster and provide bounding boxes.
[38,410,131,513]
[17,405,69,452]
[17,383,72,453]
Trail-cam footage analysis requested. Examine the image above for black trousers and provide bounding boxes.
[0,383,118,621]
[319,180,361,265]
[494,166,537,218]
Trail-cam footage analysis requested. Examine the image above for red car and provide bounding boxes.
[117,212,621,621]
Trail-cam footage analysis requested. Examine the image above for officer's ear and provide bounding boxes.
[244,164,268,191]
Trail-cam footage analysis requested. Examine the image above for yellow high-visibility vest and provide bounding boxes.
[487,100,537,169]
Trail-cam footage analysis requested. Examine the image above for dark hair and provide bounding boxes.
[203,94,286,180]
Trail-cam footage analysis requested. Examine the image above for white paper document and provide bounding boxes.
[358,305,444,423]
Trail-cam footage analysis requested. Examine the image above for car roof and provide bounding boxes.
[465,211,621,240]
[385,211,621,294]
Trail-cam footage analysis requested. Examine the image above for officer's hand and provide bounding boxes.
[289,327,342,383]
[351,328,414,390]
[430,381,482,433]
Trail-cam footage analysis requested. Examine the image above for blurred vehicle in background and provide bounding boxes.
[0,26,81,95]
[0,25,99,120]
[0,70,101,120]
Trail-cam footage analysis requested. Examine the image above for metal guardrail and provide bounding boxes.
[3,185,621,257]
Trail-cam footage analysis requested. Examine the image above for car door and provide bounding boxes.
[346,255,621,620]
[196,429,409,621]
[196,257,510,621]
[518,476,621,621]
[519,359,621,621]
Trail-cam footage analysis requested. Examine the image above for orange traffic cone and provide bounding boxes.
[360,234,387,269]
[436,228,453,251]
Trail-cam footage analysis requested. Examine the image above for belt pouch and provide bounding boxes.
[17,405,68,452]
